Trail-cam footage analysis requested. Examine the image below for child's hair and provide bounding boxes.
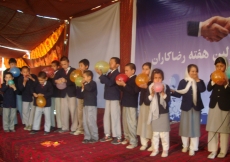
[111,57,120,64]
[4,72,13,78]
[151,68,164,80]
[214,57,226,65]
[60,56,69,62]
[38,71,47,79]
[51,60,60,66]
[79,59,90,67]
[142,62,151,69]
[84,70,93,79]
[8,58,17,64]
[187,64,199,73]
[125,63,136,72]
[21,66,30,71]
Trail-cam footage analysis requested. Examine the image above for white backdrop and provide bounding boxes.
[68,3,120,108]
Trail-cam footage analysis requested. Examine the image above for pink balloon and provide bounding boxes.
[153,82,163,92]
[56,83,66,90]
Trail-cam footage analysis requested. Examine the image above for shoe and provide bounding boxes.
[4,130,9,132]
[217,153,226,158]
[50,126,56,131]
[111,137,122,145]
[161,150,168,157]
[54,128,62,132]
[82,139,90,144]
[100,136,113,142]
[69,131,75,135]
[44,131,49,135]
[10,130,16,132]
[30,131,37,134]
[182,147,188,153]
[150,150,159,156]
[89,139,98,143]
[24,126,28,130]
[59,130,69,133]
[27,125,32,131]
[207,152,217,159]
[73,130,84,135]
[140,146,147,151]
[147,146,153,152]
[189,150,195,156]
[126,144,137,149]
[121,139,129,145]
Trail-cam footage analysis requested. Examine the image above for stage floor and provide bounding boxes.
[0,108,229,162]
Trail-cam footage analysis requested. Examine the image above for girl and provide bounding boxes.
[137,62,153,151]
[206,57,230,159]
[146,68,171,157]
[171,64,206,156]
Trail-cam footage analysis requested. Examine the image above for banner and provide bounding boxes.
[135,0,230,124]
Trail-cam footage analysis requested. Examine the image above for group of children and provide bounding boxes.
[1,56,229,159]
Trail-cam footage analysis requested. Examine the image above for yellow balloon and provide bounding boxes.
[36,96,46,108]
[95,61,109,74]
[70,69,83,82]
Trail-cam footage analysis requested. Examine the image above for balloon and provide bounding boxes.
[56,82,67,90]
[42,67,54,78]
[95,61,109,74]
[75,76,84,87]
[226,66,230,79]
[70,69,83,82]
[10,67,20,77]
[115,74,129,83]
[211,70,226,85]
[153,82,163,92]
[135,73,149,87]
[36,96,46,108]
[8,80,14,85]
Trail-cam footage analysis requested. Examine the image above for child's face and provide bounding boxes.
[79,63,88,71]
[21,68,30,77]
[188,67,198,79]
[83,73,91,82]
[109,59,119,70]
[51,63,59,71]
[142,65,151,75]
[125,66,135,77]
[38,77,47,85]
[60,60,69,70]
[215,63,226,72]
[5,74,13,82]
[9,63,16,69]
[153,73,162,83]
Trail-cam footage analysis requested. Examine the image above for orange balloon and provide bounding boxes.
[135,73,149,87]
[211,70,226,85]
[70,69,83,82]
[36,96,46,108]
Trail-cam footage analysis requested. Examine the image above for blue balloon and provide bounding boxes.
[8,80,14,85]
[226,66,230,79]
[10,67,20,77]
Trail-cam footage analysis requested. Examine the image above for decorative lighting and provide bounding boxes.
[91,5,101,10]
[17,10,23,13]
[36,15,59,21]
[111,0,118,2]
[0,45,30,54]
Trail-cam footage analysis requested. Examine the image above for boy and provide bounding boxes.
[95,57,121,144]
[30,71,53,135]
[74,59,90,135]
[50,60,62,132]
[54,56,77,133]
[1,72,18,132]
[18,66,37,131]
[116,63,140,149]
[81,70,98,143]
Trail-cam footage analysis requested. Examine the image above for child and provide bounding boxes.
[30,71,53,135]
[81,70,98,143]
[18,66,37,131]
[1,72,18,132]
[206,57,230,159]
[54,56,77,133]
[116,63,139,149]
[171,64,206,156]
[146,68,171,157]
[137,62,153,151]
[96,57,121,144]
[73,59,89,135]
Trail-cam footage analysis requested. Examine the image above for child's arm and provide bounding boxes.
[18,76,26,91]
[171,80,184,98]
[43,82,54,98]
[99,73,117,86]
[123,80,140,95]
[1,83,9,92]
[197,79,206,93]
[162,85,171,103]
[84,81,96,92]
[207,79,215,92]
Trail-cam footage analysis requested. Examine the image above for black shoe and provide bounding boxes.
[10,130,16,132]
[100,136,112,142]
[4,130,10,133]
[44,131,49,135]
[82,139,90,144]
[111,137,121,145]
[50,126,56,131]
[59,130,69,133]
[89,139,98,143]
[54,128,62,132]
[30,130,37,134]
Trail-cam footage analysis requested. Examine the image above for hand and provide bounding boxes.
[55,79,62,84]
[95,68,103,75]
[28,75,35,81]
[37,93,44,97]
[151,86,155,96]
[116,80,124,86]
[60,78,66,83]
[139,83,148,89]
[194,75,200,82]
[33,93,38,97]
[9,84,16,90]
[50,74,54,78]
[170,89,175,93]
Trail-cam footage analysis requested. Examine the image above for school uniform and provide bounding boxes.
[54,67,77,132]
[206,79,230,155]
[99,69,121,138]
[32,81,53,132]
[83,80,98,140]
[18,74,37,127]
[1,83,18,131]
[172,79,206,151]
[120,75,140,146]
[75,86,84,132]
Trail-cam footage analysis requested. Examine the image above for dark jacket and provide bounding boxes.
[76,87,83,99]
[119,75,140,108]
[50,70,62,98]
[207,79,230,111]
[1,83,18,108]
[18,74,37,102]
[172,79,206,111]
[54,67,76,98]
[4,68,22,95]
[99,69,120,100]
[83,80,97,106]
[187,21,200,37]
[139,81,152,106]
[145,84,171,114]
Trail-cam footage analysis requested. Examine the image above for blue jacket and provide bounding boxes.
[0,83,18,108]
[83,80,97,106]
[49,70,62,98]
